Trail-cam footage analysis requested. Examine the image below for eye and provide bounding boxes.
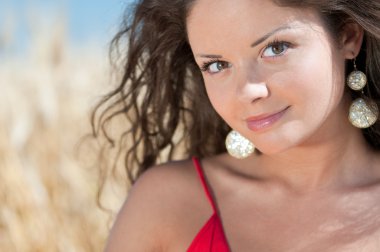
[262,41,290,58]
[201,60,231,74]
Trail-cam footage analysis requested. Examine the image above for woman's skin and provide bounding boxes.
[105,0,380,251]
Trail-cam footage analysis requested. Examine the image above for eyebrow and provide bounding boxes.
[251,25,293,48]
[196,54,223,59]
[195,25,293,59]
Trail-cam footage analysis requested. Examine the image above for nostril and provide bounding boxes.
[251,96,262,104]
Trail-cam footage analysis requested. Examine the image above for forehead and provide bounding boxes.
[186,0,324,49]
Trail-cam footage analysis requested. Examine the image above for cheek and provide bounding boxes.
[204,79,237,124]
[205,84,229,116]
[304,57,345,114]
[283,48,345,114]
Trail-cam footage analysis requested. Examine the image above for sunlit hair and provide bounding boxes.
[91,0,380,189]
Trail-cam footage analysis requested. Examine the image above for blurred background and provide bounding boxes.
[0,0,132,251]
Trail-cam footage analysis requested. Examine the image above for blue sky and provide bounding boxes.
[0,0,135,53]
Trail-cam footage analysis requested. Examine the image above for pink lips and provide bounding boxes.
[246,107,289,132]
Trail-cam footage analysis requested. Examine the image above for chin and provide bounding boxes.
[254,135,304,155]
[255,144,290,156]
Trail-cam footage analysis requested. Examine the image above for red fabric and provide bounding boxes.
[187,157,230,252]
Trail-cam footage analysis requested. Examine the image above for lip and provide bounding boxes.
[246,106,290,132]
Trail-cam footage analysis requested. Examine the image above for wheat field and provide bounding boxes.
[0,13,125,252]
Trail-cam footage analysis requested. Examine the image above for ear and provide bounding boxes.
[340,22,364,59]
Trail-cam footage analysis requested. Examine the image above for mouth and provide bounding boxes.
[245,106,290,132]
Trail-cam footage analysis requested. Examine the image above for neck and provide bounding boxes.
[250,119,376,194]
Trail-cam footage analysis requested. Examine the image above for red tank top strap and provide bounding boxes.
[192,157,218,213]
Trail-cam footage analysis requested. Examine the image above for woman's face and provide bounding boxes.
[187,0,355,154]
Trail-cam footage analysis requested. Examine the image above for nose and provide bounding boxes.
[236,73,270,104]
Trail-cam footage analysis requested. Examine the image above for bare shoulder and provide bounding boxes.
[104,158,207,252]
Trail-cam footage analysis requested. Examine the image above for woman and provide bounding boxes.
[94,0,380,251]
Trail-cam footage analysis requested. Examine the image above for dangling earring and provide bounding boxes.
[225,130,255,159]
[347,59,379,128]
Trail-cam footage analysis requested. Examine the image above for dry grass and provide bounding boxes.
[0,13,125,252]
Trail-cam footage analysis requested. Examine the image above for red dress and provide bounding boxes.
[187,157,231,252]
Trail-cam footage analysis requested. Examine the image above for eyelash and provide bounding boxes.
[199,39,292,73]
[200,60,221,72]
[262,39,292,57]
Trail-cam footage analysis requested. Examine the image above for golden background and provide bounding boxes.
[0,3,126,251]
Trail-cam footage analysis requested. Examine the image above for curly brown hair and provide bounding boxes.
[91,0,380,189]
